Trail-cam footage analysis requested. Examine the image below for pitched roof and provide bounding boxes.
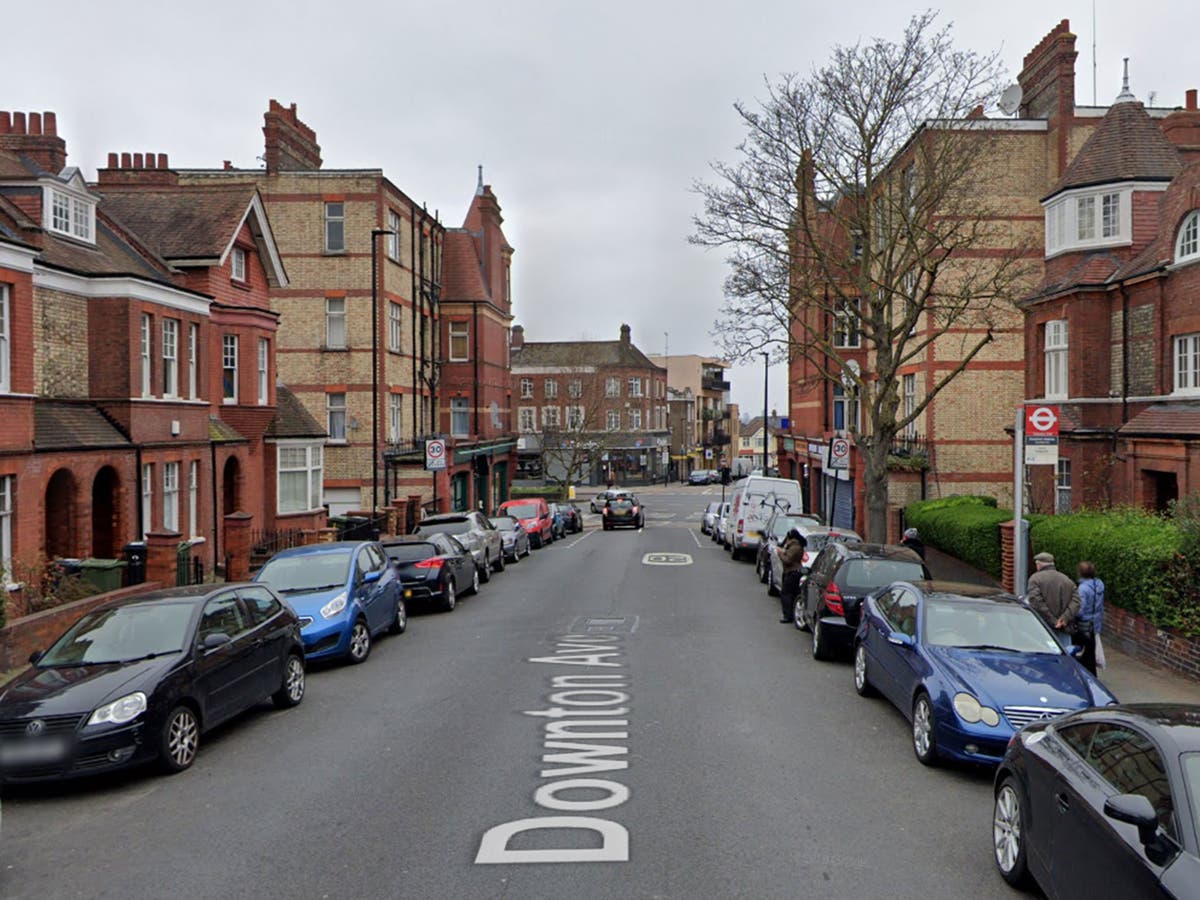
[33,401,130,450]
[512,339,663,371]
[740,415,785,437]
[1118,403,1200,437]
[97,184,258,261]
[440,229,489,301]
[208,417,246,443]
[1048,101,1181,198]
[266,384,327,440]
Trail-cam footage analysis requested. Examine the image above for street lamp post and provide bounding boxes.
[762,351,769,471]
[371,228,395,515]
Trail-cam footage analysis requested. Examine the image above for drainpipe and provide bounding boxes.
[210,439,220,573]
[135,446,144,539]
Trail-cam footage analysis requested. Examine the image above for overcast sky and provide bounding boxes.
[6,1,1192,415]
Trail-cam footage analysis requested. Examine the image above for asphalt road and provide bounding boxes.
[0,486,1025,900]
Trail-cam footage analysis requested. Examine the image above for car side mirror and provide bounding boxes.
[28,650,43,665]
[1104,794,1160,846]
[362,569,382,584]
[886,632,914,649]
[202,632,232,650]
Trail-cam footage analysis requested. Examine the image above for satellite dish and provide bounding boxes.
[841,359,861,390]
[998,83,1023,116]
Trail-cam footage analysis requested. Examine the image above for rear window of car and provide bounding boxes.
[504,503,539,518]
[610,499,633,509]
[385,543,436,563]
[837,558,927,593]
[706,502,721,513]
[418,520,471,535]
[490,517,518,531]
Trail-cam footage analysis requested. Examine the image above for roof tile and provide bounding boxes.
[1049,101,1181,197]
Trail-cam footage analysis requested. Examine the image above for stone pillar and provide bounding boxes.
[317,527,338,543]
[300,529,319,546]
[145,530,182,587]
[223,513,253,583]
[391,498,410,535]
[999,520,1016,593]
[408,493,425,519]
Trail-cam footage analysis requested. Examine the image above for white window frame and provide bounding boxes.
[1055,458,1072,515]
[231,246,247,282]
[542,406,561,430]
[1174,333,1200,396]
[327,392,347,442]
[629,409,642,430]
[568,378,582,399]
[1044,320,1068,400]
[163,462,179,533]
[387,211,402,262]
[628,377,642,398]
[389,393,403,442]
[142,463,153,538]
[257,337,269,405]
[449,322,469,362]
[1076,195,1096,240]
[325,297,347,350]
[520,377,534,399]
[902,373,917,437]
[566,405,584,430]
[518,407,536,433]
[450,397,470,437]
[832,384,859,433]
[606,377,620,398]
[51,191,70,233]
[324,202,345,253]
[162,318,178,398]
[277,442,324,514]
[188,323,198,399]
[140,313,152,398]
[188,461,199,538]
[0,284,9,394]
[0,475,12,585]
[606,410,620,431]
[1044,185,1146,258]
[45,188,96,243]
[1101,193,1120,238]
[544,378,558,399]
[388,302,402,353]
[222,334,238,403]
[1176,211,1200,264]
[833,298,861,349]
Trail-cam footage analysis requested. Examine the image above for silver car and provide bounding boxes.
[766,524,861,596]
[700,501,721,535]
[713,502,732,546]
[415,511,505,580]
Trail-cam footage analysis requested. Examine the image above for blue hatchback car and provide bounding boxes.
[254,541,406,664]
[850,580,1118,767]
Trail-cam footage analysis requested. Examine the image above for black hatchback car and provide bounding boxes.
[382,534,479,612]
[993,704,1200,899]
[799,542,929,661]
[0,584,305,783]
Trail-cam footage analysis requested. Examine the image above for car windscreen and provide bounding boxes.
[38,601,194,665]
[257,551,351,593]
[923,598,1063,654]
[706,502,721,513]
[490,517,518,532]
[1183,754,1200,838]
[385,543,437,563]
[418,520,472,535]
[771,516,810,539]
[503,503,539,519]
[838,558,927,594]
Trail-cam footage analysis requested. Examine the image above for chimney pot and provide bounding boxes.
[106,152,118,168]
[620,323,631,346]
[145,153,156,169]
[12,112,25,134]
[158,153,168,169]
[1188,89,1198,111]
[132,153,144,168]
[43,111,56,135]
[223,160,233,170]
[0,112,10,134]
[28,113,42,135]
[120,152,131,168]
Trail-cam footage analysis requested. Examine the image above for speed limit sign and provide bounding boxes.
[828,437,851,470]
[424,438,447,471]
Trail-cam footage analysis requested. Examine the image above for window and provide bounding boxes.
[542,406,561,429]
[388,302,402,353]
[324,202,345,253]
[544,379,559,399]
[199,594,246,643]
[833,298,861,348]
[188,461,199,538]
[162,319,178,397]
[1174,333,1200,394]
[52,191,70,233]
[0,284,9,393]
[222,334,238,403]
[629,409,642,430]
[568,379,582,399]
[851,231,864,260]
[628,377,642,398]
[71,197,91,241]
[902,164,917,216]
[567,406,584,430]
[873,196,886,251]
[1101,193,1120,238]
[1044,320,1068,399]
[1056,458,1071,515]
[1084,724,1177,840]
[278,444,324,513]
[141,463,153,538]
[240,586,283,625]
[1178,211,1200,263]
[163,462,179,532]
[607,410,620,431]
[387,210,401,262]
[46,190,95,242]
[326,298,347,349]
[1076,196,1096,240]
[389,393,403,442]
[187,323,198,399]
[140,314,152,397]
[257,338,269,405]
[518,407,536,433]
[520,378,534,399]
[327,392,346,441]
[449,322,469,361]
[0,475,12,584]
[231,246,246,282]
[451,397,469,436]
[832,384,859,432]
[606,377,620,398]
[902,374,917,438]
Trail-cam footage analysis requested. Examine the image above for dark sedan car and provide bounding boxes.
[602,495,644,530]
[993,704,1200,899]
[0,584,306,782]
[382,534,479,612]
[489,515,532,562]
[689,469,713,486]
[555,502,583,534]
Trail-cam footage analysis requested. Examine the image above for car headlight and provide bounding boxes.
[320,592,348,619]
[953,692,1000,726]
[87,691,147,727]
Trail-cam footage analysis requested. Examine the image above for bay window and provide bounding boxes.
[278,443,324,514]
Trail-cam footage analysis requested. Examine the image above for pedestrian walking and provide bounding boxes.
[901,527,925,559]
[778,528,808,624]
[1075,560,1105,675]
[1026,551,1081,651]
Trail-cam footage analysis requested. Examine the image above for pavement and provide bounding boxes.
[0,486,1196,898]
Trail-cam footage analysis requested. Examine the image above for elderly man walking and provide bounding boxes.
[1026,552,1080,650]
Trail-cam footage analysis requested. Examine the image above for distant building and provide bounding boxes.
[648,354,731,473]
[737,415,784,473]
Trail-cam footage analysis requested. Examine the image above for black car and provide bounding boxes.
[800,542,930,660]
[0,584,306,783]
[602,494,644,530]
[993,704,1200,899]
[556,502,583,534]
[382,533,479,612]
[689,469,712,486]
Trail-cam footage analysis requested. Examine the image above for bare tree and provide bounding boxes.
[536,370,623,497]
[692,13,1034,540]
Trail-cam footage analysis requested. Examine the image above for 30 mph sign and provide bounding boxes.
[424,438,447,471]
[828,437,851,471]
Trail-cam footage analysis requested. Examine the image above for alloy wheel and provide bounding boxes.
[913,695,935,763]
[349,621,371,662]
[472,569,480,594]
[993,784,1022,874]
[285,656,305,702]
[854,644,869,693]
[445,580,457,611]
[167,708,199,769]
[393,599,407,634]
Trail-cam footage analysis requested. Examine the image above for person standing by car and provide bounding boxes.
[777,528,808,624]
[1026,552,1080,650]
[900,527,925,559]
[1074,560,1105,674]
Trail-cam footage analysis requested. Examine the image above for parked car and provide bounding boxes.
[992,703,1200,898]
[701,501,721,535]
[767,524,862,597]
[755,509,822,587]
[0,583,306,782]
[382,534,479,611]
[799,542,929,659]
[497,498,555,548]
[547,503,568,540]
[689,469,713,486]
[852,579,1118,768]
[728,475,804,561]
[415,511,505,575]
[602,494,644,530]
[714,502,732,545]
[489,515,532,562]
[254,541,406,664]
[557,502,583,533]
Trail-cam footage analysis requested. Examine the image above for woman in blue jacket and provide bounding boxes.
[1075,560,1105,675]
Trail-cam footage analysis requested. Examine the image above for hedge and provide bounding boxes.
[905,495,1010,578]
[508,485,567,502]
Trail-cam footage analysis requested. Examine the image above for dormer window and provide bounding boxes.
[1177,211,1200,264]
[1045,188,1131,257]
[45,188,95,243]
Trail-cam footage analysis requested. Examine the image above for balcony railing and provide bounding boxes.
[701,376,731,392]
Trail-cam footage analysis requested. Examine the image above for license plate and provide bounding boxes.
[0,737,68,765]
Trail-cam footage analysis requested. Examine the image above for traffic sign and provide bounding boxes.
[704,448,713,460]
[424,438,447,471]
[828,437,850,471]
[1024,404,1059,466]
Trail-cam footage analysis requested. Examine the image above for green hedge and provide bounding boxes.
[508,485,566,502]
[905,495,1010,577]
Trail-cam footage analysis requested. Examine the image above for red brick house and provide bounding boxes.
[0,110,323,594]
[435,172,518,513]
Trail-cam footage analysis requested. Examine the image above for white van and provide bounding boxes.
[729,476,803,561]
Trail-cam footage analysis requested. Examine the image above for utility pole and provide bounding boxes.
[1013,408,1028,595]
[762,352,769,470]
[370,227,395,515]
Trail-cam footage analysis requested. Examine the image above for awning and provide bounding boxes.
[453,440,517,464]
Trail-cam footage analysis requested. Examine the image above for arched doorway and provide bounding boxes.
[222,456,241,517]
[45,468,78,559]
[91,467,121,558]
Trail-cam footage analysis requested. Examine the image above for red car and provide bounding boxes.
[496,498,555,548]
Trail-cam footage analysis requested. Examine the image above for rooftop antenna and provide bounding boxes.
[475,164,484,196]
[1092,0,1097,106]
[1116,58,1135,103]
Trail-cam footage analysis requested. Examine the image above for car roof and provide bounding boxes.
[421,513,471,522]
[92,582,252,611]
[899,580,1017,602]
[269,541,364,559]
[835,541,923,562]
[381,536,436,546]
[801,524,858,538]
[1063,704,1200,751]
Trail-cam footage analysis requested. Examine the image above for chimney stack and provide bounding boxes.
[510,324,524,350]
[96,150,178,186]
[1016,19,1077,119]
[263,99,322,173]
[0,109,68,173]
[1162,88,1200,162]
[619,324,631,347]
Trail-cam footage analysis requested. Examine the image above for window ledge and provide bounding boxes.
[320,345,349,353]
[326,439,349,446]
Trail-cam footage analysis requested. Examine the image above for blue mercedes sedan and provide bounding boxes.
[254,541,406,664]
[850,581,1118,767]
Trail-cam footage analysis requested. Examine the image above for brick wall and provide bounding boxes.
[1105,604,1200,683]
[34,287,89,397]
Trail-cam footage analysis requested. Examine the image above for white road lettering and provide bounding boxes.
[474,817,628,864]
[533,778,630,811]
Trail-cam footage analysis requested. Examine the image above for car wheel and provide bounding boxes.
[993,778,1032,888]
[757,557,768,584]
[493,551,505,573]
[273,653,306,708]
[811,615,832,660]
[388,597,408,635]
[794,599,809,631]
[442,578,457,611]
[532,535,542,549]
[347,619,372,664]
[853,643,877,697]
[159,705,200,774]
[479,559,491,583]
[767,575,780,598]
[912,692,939,766]
[469,567,481,596]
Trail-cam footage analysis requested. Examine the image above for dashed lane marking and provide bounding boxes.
[688,529,702,548]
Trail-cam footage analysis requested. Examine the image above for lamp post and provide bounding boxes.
[371,228,395,514]
[762,351,769,471]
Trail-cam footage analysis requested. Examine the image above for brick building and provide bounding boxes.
[435,171,518,513]
[0,110,323,591]
[176,101,444,516]
[512,324,669,486]
[648,354,731,476]
[1023,82,1200,512]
